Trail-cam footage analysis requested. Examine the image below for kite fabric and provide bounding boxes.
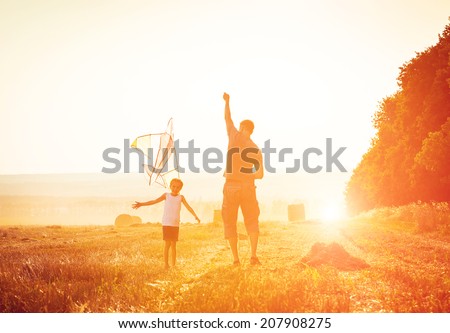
[131,118,180,188]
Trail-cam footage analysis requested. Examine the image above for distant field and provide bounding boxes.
[0,195,290,226]
[0,195,226,226]
[1,218,449,313]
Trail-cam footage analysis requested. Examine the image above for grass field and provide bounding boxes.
[1,218,449,313]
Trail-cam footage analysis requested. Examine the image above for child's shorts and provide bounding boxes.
[162,226,179,241]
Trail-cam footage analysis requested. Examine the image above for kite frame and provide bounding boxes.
[131,118,180,188]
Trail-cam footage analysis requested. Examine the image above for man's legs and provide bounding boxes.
[248,233,258,259]
[222,183,241,264]
[241,184,261,264]
[228,236,239,263]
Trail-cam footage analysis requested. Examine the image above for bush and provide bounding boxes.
[356,202,450,233]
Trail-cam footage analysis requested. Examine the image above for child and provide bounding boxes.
[132,178,200,269]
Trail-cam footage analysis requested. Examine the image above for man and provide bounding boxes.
[222,92,264,265]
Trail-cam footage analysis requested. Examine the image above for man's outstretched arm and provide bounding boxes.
[223,92,235,134]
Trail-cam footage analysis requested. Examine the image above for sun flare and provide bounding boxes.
[320,203,346,223]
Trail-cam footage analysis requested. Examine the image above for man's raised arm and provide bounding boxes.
[223,92,235,134]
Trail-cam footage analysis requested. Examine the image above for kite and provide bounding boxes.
[131,118,180,188]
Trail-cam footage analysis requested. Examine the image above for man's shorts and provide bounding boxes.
[162,226,179,241]
[222,180,260,239]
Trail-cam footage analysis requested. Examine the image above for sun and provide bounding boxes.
[320,203,346,223]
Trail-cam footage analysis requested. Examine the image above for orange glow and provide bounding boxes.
[0,1,449,317]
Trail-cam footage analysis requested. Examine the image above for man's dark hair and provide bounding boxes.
[240,120,254,134]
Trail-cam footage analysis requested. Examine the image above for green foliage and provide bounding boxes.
[346,22,450,214]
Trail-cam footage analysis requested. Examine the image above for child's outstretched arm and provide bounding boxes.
[132,194,166,209]
[181,196,200,223]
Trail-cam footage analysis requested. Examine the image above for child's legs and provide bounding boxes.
[170,241,177,266]
[163,226,179,267]
[164,240,171,267]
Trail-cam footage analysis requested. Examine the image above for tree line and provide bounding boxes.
[346,22,450,215]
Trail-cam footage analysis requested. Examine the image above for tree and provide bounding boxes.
[346,22,450,214]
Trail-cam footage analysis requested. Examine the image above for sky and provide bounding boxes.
[0,0,449,215]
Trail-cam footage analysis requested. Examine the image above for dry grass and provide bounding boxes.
[0,216,449,313]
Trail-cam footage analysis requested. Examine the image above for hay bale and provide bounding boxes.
[288,204,305,221]
[115,214,134,227]
[301,242,369,271]
[131,216,142,225]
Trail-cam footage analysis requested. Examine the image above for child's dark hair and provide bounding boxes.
[170,178,183,188]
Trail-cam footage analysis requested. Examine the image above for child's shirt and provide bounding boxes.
[162,193,182,227]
